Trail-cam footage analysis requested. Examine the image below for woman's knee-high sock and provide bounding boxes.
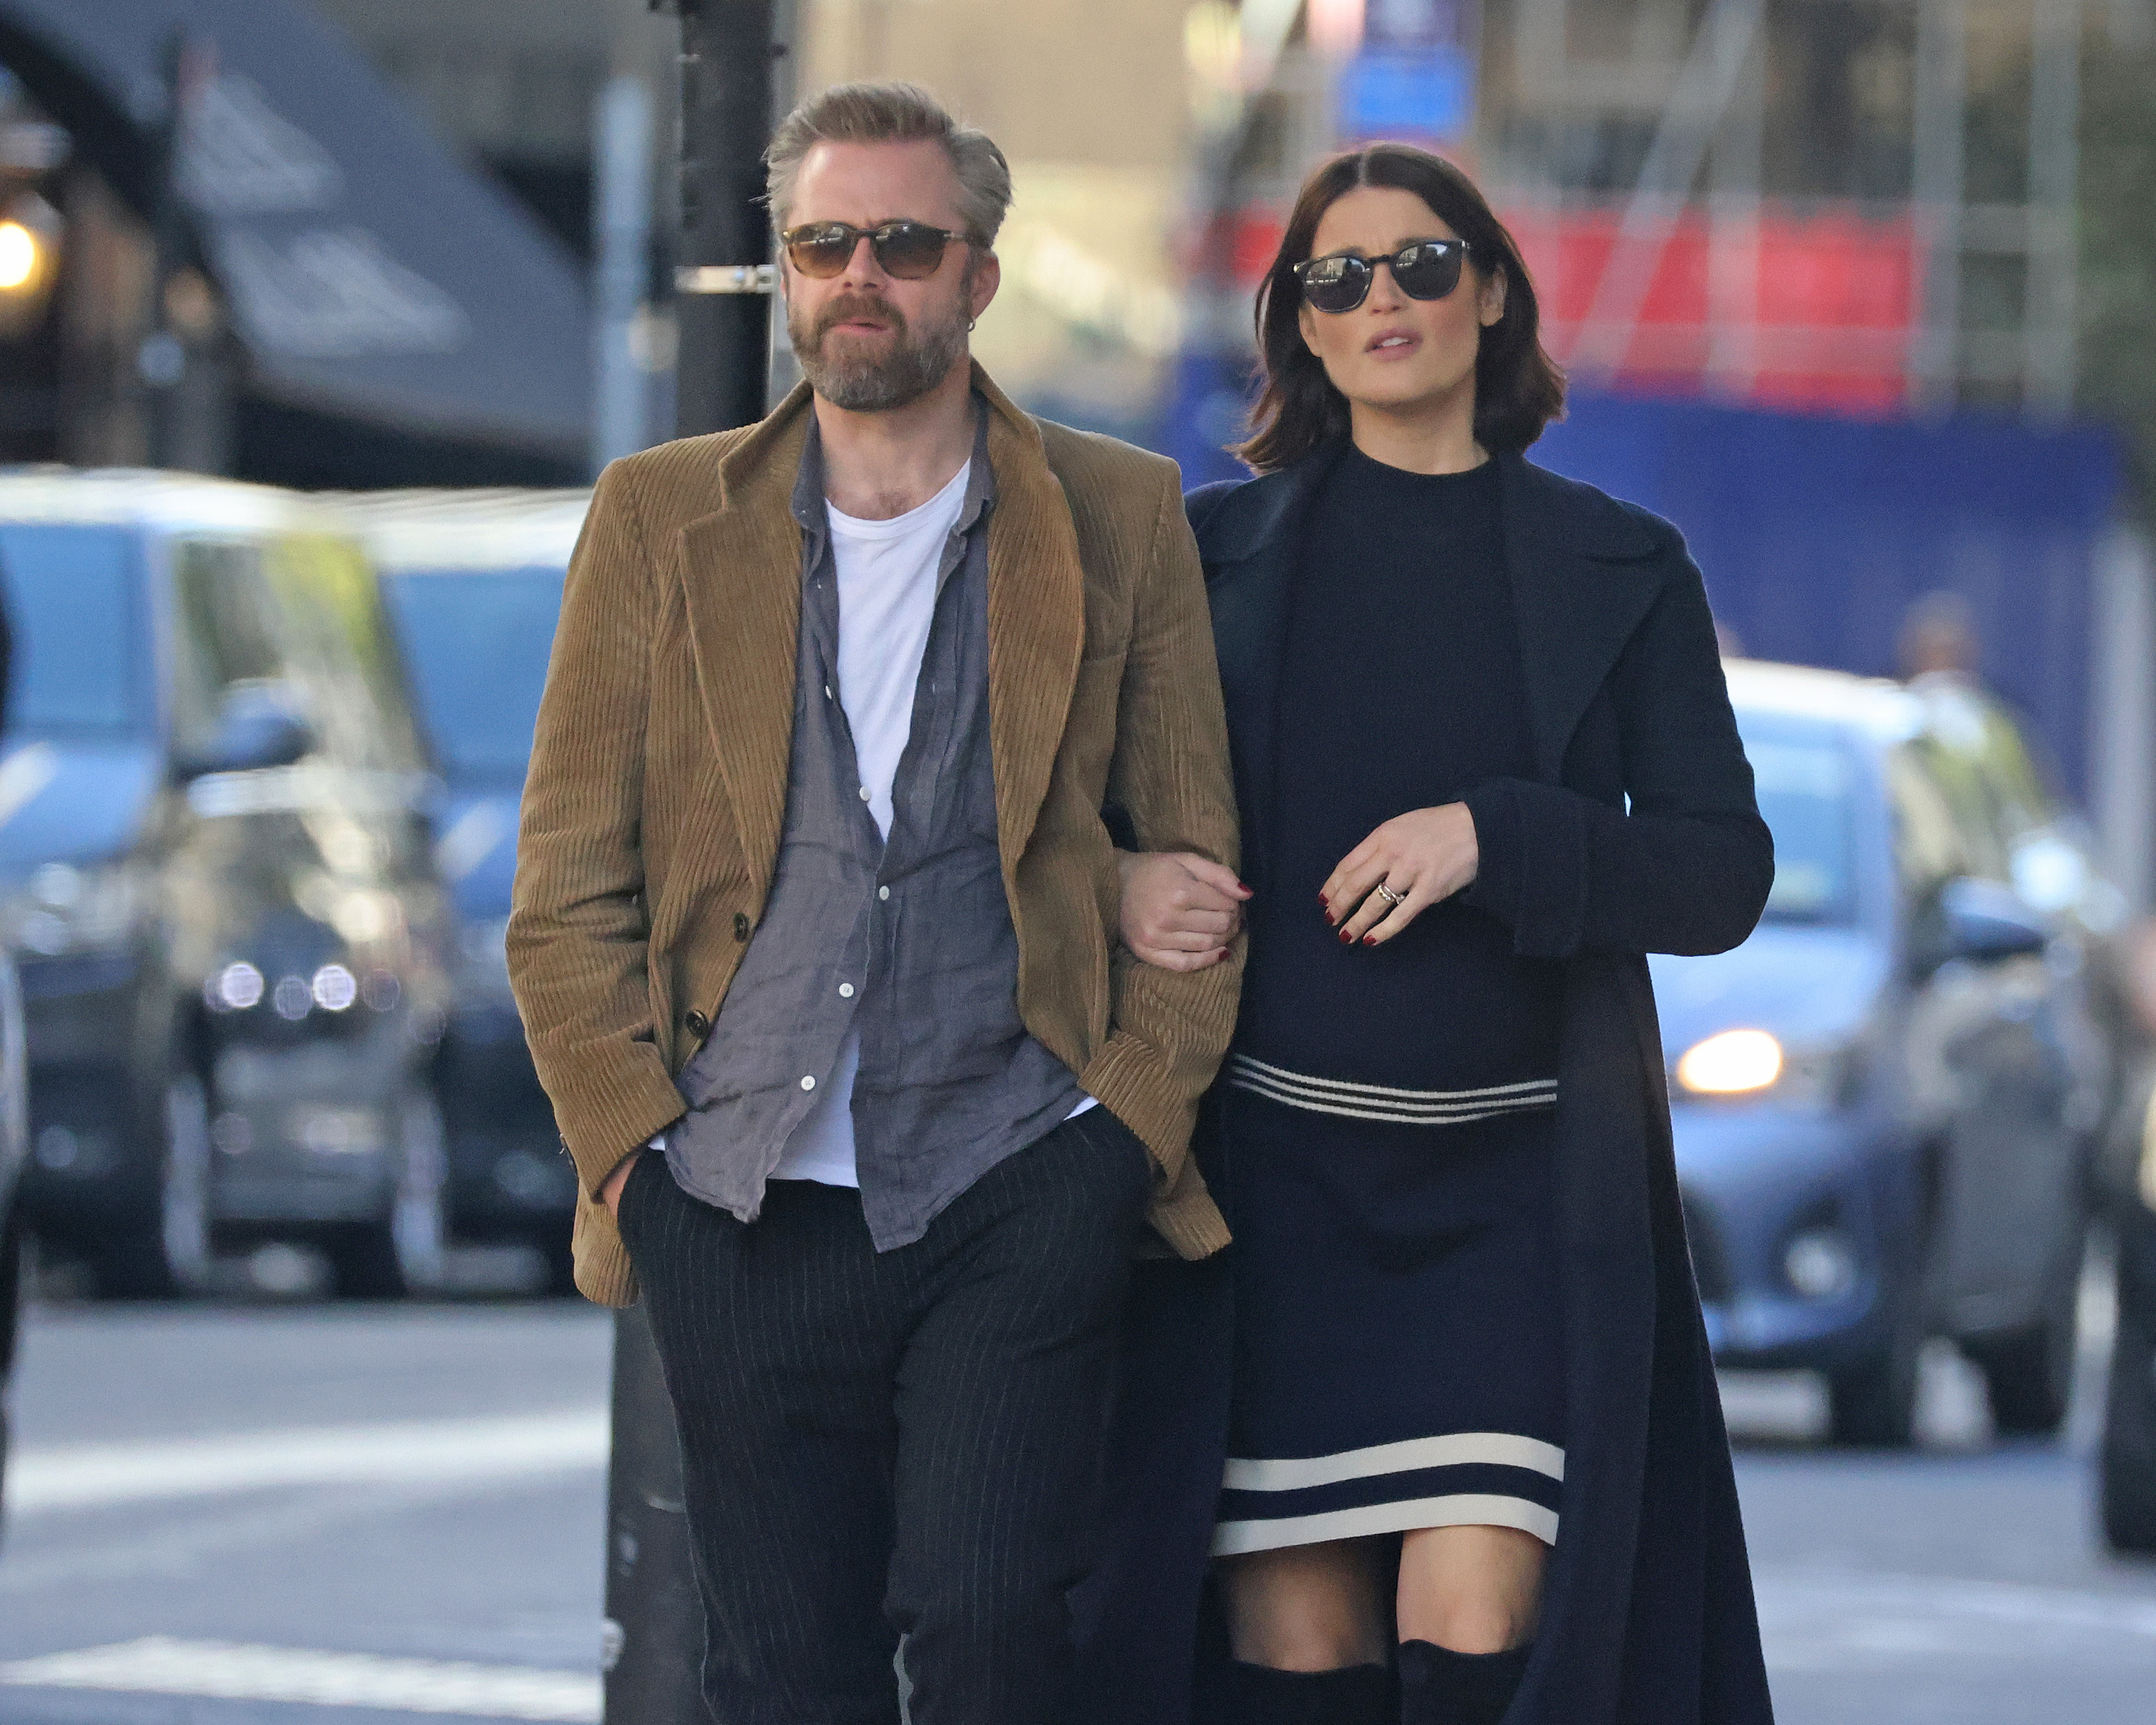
[1220,1658,1399,1724]
[1395,1639,1531,1725]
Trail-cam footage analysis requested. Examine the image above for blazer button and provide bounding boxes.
[684,1008,711,1038]
[732,911,750,942]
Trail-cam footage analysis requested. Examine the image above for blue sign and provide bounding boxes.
[1342,49,1475,141]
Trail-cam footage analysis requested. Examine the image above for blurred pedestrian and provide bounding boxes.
[1103,144,1777,1725]
[507,82,1242,1725]
[1897,587,1980,682]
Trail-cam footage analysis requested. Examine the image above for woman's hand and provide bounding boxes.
[1118,850,1250,972]
[1321,804,1479,946]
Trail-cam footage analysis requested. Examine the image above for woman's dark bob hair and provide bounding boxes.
[1236,143,1566,473]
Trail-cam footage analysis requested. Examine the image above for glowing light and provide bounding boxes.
[1676,1029,1784,1096]
[213,961,265,1011]
[311,963,358,1012]
[0,222,39,291]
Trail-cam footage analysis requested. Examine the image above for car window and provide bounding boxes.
[169,537,295,758]
[1735,718,1858,924]
[264,533,428,775]
[379,567,564,781]
[0,523,148,735]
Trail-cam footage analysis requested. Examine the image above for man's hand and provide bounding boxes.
[1321,803,1480,947]
[1118,850,1250,972]
[600,1150,640,1221]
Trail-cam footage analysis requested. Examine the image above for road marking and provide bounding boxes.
[0,1638,599,1721]
[8,1409,607,1514]
[1756,1568,2156,1670]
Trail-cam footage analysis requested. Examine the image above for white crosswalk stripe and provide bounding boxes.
[8,1409,608,1514]
[0,1637,602,1721]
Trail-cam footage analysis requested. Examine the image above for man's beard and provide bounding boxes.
[790,287,969,412]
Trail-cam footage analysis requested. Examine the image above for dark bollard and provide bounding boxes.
[602,1303,707,1722]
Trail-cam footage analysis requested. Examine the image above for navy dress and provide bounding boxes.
[1217,447,1569,1558]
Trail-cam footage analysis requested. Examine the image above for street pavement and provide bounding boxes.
[1,1278,2151,1724]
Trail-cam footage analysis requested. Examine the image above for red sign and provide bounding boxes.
[1504,203,1921,416]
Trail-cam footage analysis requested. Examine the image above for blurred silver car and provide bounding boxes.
[1655,661,2114,1445]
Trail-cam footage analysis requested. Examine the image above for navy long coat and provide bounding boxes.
[1073,443,1779,1725]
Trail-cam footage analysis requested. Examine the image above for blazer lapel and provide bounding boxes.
[1498,454,1668,783]
[676,385,814,899]
[976,367,1086,873]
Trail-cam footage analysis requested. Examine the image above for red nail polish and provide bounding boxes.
[1362,934,1377,946]
[1338,929,1352,944]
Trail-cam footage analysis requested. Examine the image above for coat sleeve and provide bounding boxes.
[1078,472,1245,1198]
[1462,538,1774,959]
[506,459,686,1197]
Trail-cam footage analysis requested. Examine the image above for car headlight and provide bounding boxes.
[1675,1029,1854,1108]
[1677,1029,1783,1095]
[4,860,142,957]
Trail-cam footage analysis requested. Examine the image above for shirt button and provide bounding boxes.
[684,1009,711,1037]
[824,684,834,700]
[877,886,890,901]
[800,1075,816,1091]
[732,912,750,942]
[859,786,871,801]
[838,983,855,998]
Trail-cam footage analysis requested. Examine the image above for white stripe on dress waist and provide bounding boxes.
[1227,1054,1557,1127]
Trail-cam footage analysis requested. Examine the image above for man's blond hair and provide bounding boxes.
[765,81,1013,247]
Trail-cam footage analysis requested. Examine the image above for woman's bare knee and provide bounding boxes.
[1220,1540,1392,1671]
[1396,1524,1548,1654]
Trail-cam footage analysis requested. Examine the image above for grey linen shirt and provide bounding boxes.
[663,405,1086,1248]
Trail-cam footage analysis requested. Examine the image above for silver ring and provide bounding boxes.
[1375,881,1405,907]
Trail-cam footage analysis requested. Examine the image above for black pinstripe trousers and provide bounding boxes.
[617,1108,1154,1725]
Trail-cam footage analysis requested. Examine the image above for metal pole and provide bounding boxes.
[1910,0,1969,417]
[2025,0,2082,423]
[601,6,778,1721]
[591,73,657,475]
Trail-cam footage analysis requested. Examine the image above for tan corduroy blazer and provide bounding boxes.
[508,366,1243,1305]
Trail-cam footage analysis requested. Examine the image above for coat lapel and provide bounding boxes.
[975,367,1087,873]
[1496,454,1669,783]
[676,385,814,900]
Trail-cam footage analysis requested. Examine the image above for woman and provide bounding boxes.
[1105,144,1777,1725]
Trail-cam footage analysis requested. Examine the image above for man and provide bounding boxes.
[508,81,1241,1724]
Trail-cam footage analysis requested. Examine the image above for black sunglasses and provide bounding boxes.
[779,220,970,281]
[1294,239,1475,314]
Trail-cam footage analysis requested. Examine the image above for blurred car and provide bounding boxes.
[344,489,583,1290]
[1654,660,2108,1446]
[0,947,29,1516]
[2099,1026,2156,1551]
[0,472,453,1298]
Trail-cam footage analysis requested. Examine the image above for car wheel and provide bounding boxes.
[96,1072,213,1300]
[1968,1227,2084,1438]
[2101,1312,2156,1552]
[323,1083,446,1300]
[1828,1237,1930,1447]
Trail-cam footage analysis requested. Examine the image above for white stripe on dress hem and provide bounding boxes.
[1227,1059,1557,1126]
[1212,1494,1560,1556]
[1227,1082,1554,1128]
[1223,1432,1565,1494]
[1230,1056,1558,1105]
